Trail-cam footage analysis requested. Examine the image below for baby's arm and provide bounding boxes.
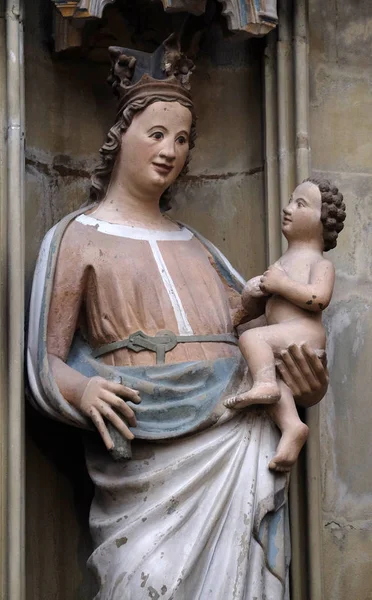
[260,259,335,312]
[240,275,270,322]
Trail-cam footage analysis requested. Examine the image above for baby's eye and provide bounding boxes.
[150,131,164,140]
[297,201,305,208]
[176,135,188,145]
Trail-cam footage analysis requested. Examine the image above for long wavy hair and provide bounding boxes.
[90,95,197,211]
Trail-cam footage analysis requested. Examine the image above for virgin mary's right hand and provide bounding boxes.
[78,376,141,450]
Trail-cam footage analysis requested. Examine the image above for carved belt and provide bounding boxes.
[92,330,239,364]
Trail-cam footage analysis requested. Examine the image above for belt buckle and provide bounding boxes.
[127,330,178,363]
[127,331,153,353]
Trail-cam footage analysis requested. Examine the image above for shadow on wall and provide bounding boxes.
[26,398,98,599]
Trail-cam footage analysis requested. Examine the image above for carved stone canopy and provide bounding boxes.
[52,0,278,35]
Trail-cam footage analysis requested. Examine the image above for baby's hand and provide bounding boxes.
[244,275,270,298]
[260,264,288,295]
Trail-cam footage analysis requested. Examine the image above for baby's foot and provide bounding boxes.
[245,383,281,404]
[224,383,280,409]
[268,422,309,472]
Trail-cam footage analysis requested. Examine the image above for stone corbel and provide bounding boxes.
[52,0,118,52]
[52,0,116,19]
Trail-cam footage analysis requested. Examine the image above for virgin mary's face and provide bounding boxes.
[118,101,192,195]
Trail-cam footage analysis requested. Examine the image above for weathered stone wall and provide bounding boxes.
[309,2,372,598]
[171,27,266,278]
[25,5,114,289]
[25,3,265,598]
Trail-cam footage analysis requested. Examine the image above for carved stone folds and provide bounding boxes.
[217,0,278,35]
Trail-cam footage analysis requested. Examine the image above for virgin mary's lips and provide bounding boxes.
[152,162,173,174]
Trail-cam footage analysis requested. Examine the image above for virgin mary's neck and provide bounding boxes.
[93,178,169,229]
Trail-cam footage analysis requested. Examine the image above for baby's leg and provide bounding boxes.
[224,326,280,408]
[225,319,325,410]
[268,380,309,472]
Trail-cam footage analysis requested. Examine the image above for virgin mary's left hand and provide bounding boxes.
[276,342,329,407]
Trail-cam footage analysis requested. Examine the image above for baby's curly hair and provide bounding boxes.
[305,177,346,251]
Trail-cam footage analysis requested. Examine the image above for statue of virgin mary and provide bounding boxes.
[27,34,326,600]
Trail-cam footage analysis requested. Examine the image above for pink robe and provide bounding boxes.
[48,214,242,367]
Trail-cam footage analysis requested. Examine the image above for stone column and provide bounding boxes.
[0,1,7,595]
[1,1,26,598]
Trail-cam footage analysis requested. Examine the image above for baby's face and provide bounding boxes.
[282,182,322,242]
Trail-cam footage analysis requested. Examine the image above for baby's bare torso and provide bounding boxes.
[265,250,325,347]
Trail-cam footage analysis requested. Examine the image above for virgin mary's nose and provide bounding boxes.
[159,142,176,162]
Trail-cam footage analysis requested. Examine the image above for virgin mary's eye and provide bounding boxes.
[150,131,164,140]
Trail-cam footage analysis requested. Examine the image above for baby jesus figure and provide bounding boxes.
[225,178,346,472]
